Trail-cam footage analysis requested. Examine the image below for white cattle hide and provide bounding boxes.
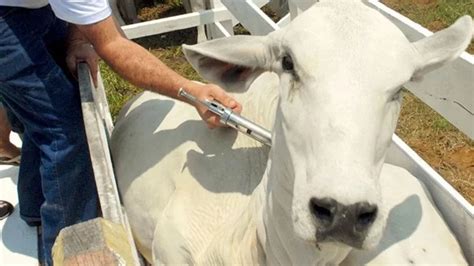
[112,0,472,264]
[342,164,467,265]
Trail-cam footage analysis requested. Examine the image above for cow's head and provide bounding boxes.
[183,0,472,250]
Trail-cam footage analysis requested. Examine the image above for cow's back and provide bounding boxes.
[111,72,279,262]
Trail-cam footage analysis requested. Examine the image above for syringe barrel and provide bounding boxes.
[222,110,272,146]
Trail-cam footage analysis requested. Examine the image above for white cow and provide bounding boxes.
[111,0,471,264]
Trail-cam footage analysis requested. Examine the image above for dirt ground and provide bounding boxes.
[104,1,473,204]
[397,91,474,204]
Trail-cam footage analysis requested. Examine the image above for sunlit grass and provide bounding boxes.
[396,90,474,204]
[381,0,474,53]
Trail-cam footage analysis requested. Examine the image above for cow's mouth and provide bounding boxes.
[315,233,365,249]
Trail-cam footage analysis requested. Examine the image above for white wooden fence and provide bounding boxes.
[81,0,473,264]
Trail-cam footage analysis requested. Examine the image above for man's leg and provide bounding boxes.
[16,131,43,226]
[0,6,99,265]
[0,102,21,163]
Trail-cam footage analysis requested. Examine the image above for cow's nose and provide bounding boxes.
[309,197,378,248]
[309,197,338,225]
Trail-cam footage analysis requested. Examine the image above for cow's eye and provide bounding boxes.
[282,55,294,72]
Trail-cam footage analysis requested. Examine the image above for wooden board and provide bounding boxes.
[77,64,142,265]
[122,7,237,40]
[52,218,134,266]
[222,0,278,35]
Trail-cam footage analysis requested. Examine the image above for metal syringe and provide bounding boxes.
[178,88,272,146]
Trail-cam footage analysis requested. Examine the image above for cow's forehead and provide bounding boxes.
[279,1,417,84]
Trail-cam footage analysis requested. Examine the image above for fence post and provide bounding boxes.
[206,0,235,40]
[52,63,141,265]
[288,0,315,19]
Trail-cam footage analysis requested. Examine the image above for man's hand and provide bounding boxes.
[184,82,242,129]
[66,41,99,87]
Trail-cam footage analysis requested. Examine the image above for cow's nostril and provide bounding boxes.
[309,197,336,224]
[313,205,332,221]
[356,204,378,230]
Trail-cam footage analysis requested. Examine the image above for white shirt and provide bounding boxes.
[0,0,112,25]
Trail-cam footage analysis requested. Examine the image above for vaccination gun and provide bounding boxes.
[178,88,272,147]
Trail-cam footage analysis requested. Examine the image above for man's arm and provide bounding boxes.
[67,24,100,86]
[77,16,189,97]
[74,16,241,128]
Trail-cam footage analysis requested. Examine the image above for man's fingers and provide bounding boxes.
[191,82,243,128]
[207,115,221,129]
[212,87,232,105]
[210,86,242,113]
[66,56,77,78]
[230,100,242,113]
[201,110,221,129]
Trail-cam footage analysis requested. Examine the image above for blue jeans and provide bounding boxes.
[0,5,99,265]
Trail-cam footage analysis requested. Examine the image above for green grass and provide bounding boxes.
[100,62,141,119]
[382,0,474,53]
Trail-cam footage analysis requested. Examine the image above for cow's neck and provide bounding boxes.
[212,72,352,264]
[196,181,266,264]
[199,145,351,265]
[252,103,352,265]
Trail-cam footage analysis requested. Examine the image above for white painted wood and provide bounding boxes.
[277,13,291,27]
[288,0,300,20]
[208,21,233,39]
[89,73,114,140]
[254,0,271,7]
[78,63,142,265]
[386,134,473,264]
[78,63,123,226]
[121,0,273,40]
[368,0,474,139]
[206,0,233,40]
[122,7,237,40]
[221,0,279,35]
[0,135,38,266]
[206,0,271,39]
[288,0,314,20]
[206,19,234,40]
[268,0,289,17]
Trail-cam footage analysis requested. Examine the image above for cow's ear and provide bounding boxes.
[412,15,473,80]
[182,36,272,92]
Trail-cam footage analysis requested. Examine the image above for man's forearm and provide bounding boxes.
[78,16,191,100]
[97,38,190,99]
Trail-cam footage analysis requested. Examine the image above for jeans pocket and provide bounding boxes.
[0,6,17,19]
